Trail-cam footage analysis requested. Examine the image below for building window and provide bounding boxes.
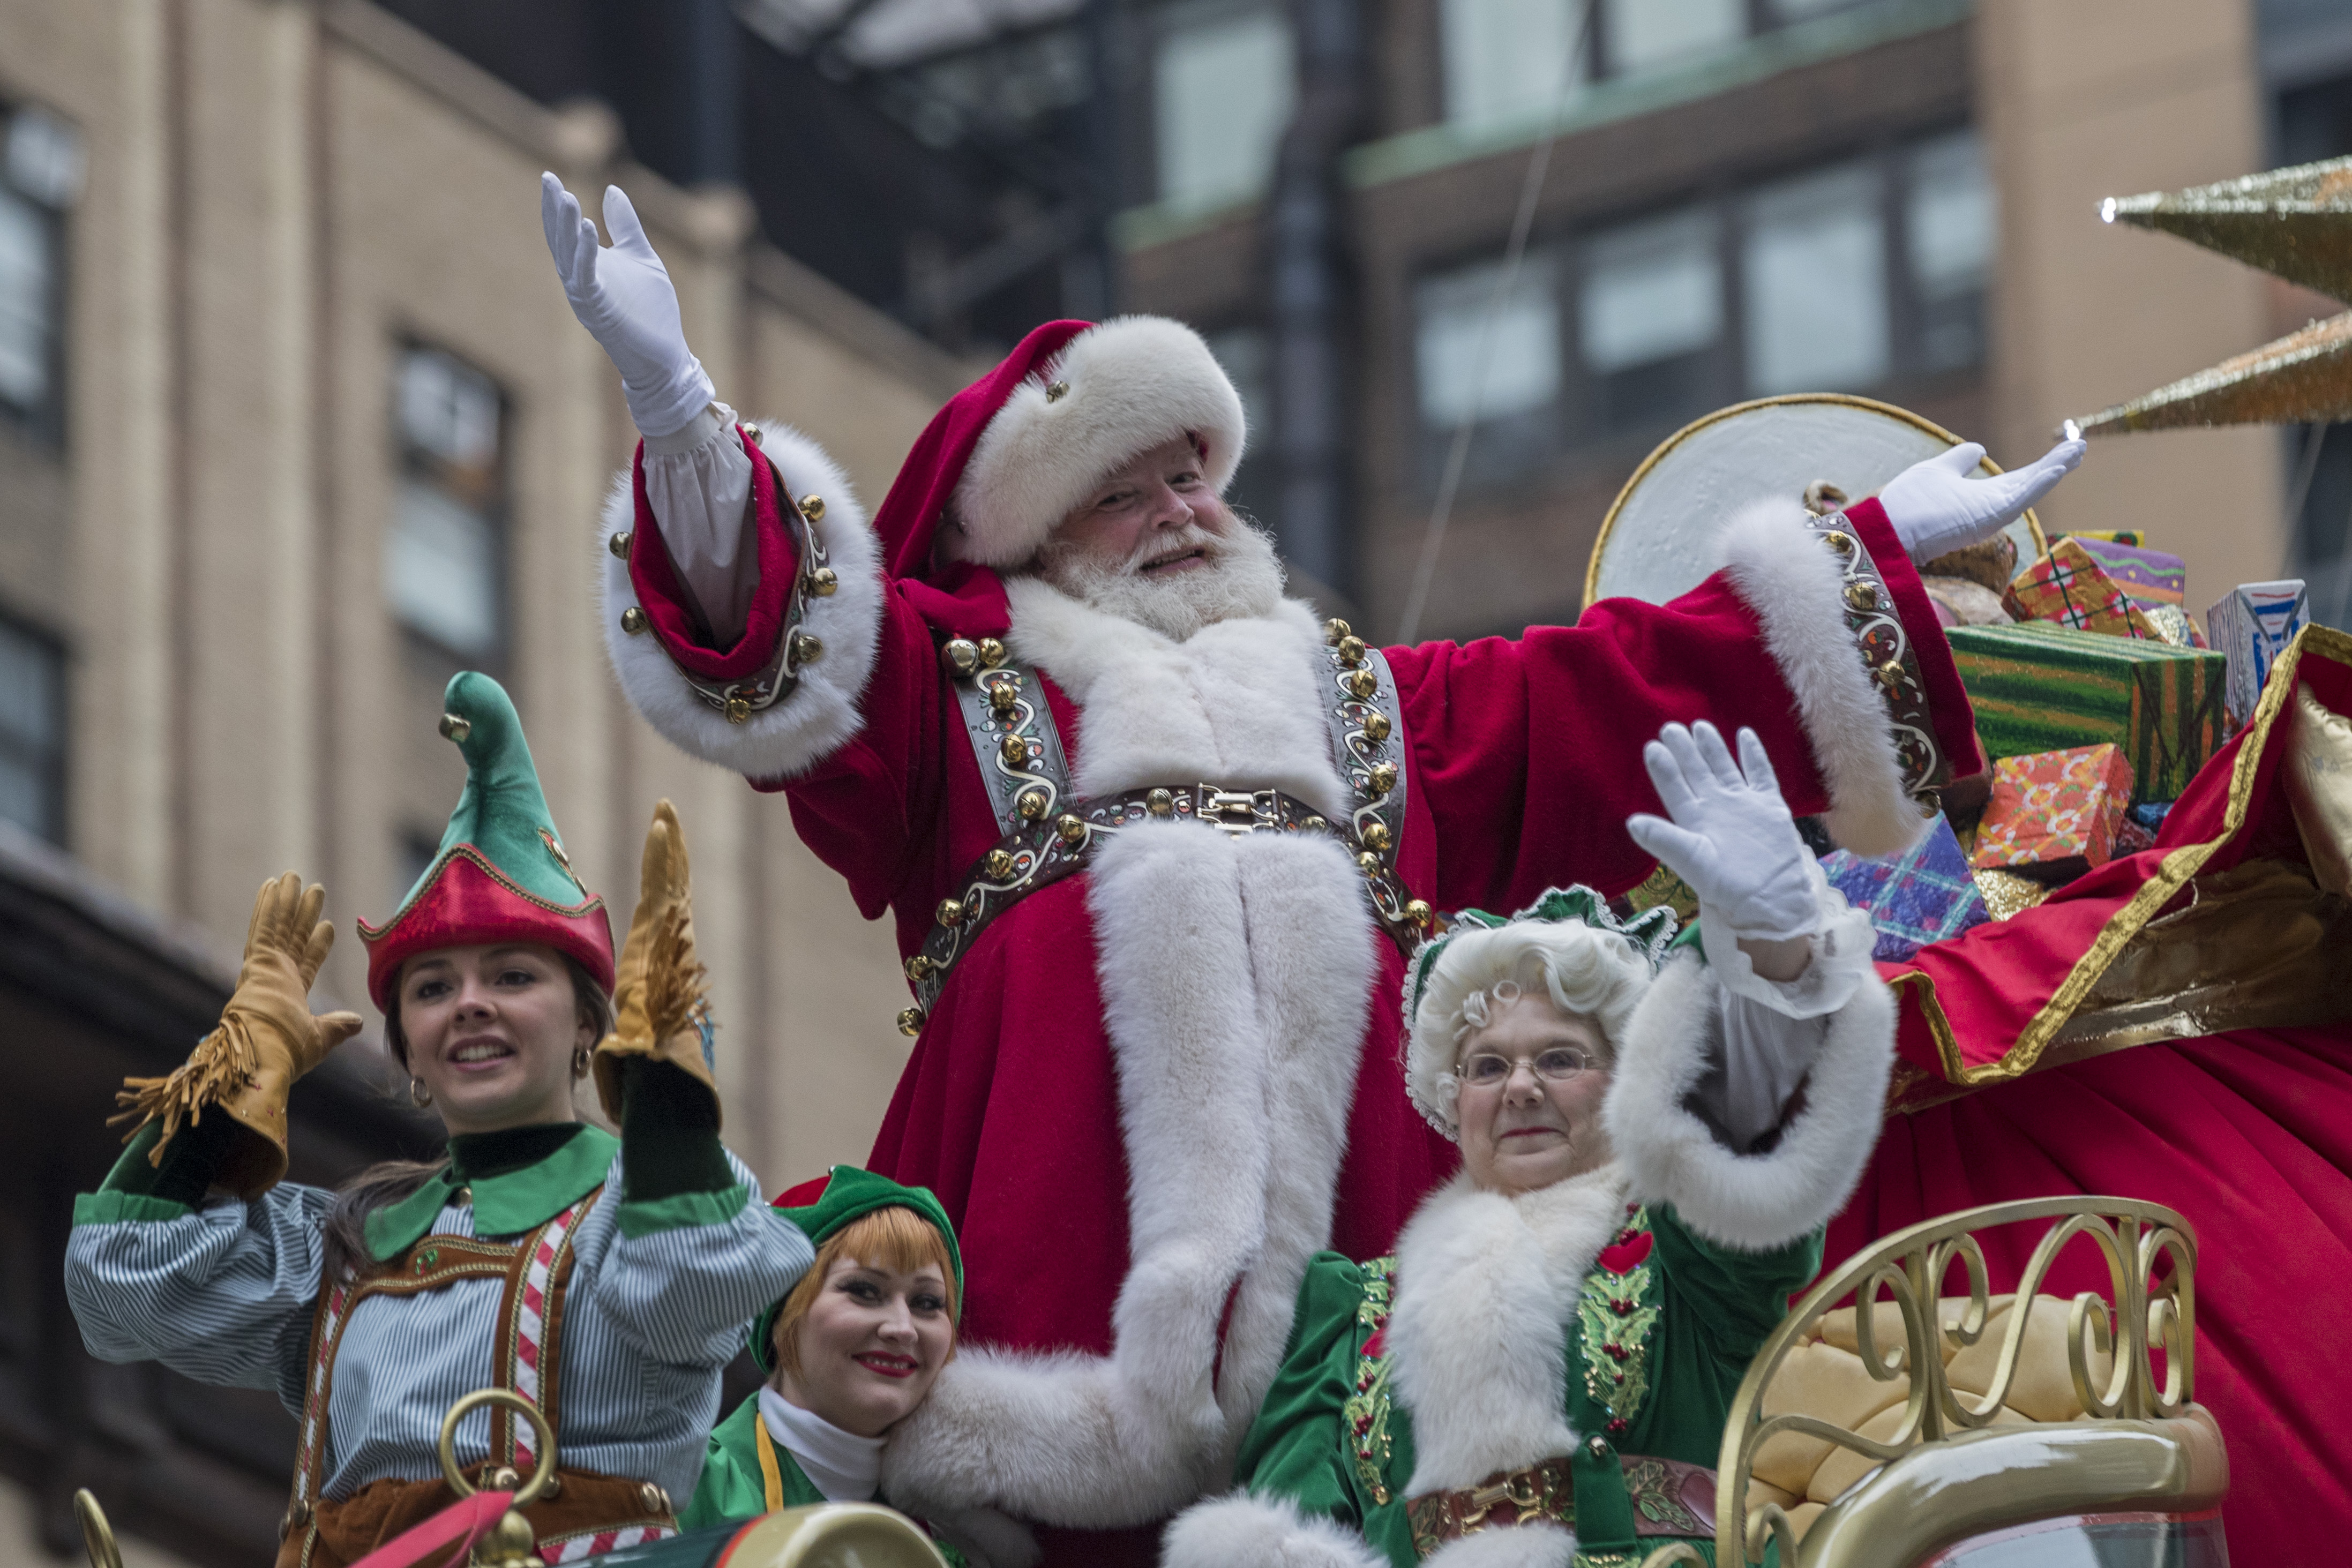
[1441,0,1587,132]
[1417,254,1562,429]
[0,107,77,442]
[1905,130,1995,373]
[1578,207,1724,429]
[387,346,507,661]
[1601,0,1743,77]
[0,616,63,844]
[1153,5,1295,209]
[1742,161,1890,395]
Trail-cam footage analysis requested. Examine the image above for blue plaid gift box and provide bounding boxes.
[1819,816,1990,962]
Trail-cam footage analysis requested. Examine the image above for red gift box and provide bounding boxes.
[1969,742,2137,882]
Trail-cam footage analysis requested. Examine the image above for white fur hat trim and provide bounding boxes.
[949,315,1247,569]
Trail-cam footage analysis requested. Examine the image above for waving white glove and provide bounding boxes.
[1626,721,1817,942]
[1876,434,2085,563]
[540,172,714,439]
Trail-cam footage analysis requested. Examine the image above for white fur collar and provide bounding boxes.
[1385,1167,1630,1493]
[1002,579,1350,821]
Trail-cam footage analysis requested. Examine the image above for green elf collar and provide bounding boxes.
[365,1123,620,1262]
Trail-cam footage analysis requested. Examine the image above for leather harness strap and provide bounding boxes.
[284,1189,610,1566]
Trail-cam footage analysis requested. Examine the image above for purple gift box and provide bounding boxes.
[2068,536,2186,608]
[1819,816,1991,962]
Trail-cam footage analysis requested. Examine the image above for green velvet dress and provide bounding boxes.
[1234,1201,1815,1567]
[679,1395,965,1566]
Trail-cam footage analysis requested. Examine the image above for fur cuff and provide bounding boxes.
[880,1344,1222,1529]
[1602,950,1894,1251]
[951,317,1245,569]
[1421,1521,1576,1568]
[1164,1495,1386,1568]
[601,424,882,782]
[1719,501,1925,857]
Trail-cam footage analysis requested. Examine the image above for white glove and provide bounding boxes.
[1626,721,1817,942]
[1876,435,2085,563]
[540,172,714,439]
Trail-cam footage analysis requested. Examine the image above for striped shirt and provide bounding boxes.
[64,1149,811,1506]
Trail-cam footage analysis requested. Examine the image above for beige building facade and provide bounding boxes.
[0,0,963,1190]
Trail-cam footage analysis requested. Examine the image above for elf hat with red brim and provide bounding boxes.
[358,671,613,1012]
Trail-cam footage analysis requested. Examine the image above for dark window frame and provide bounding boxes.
[0,608,67,847]
[385,337,514,672]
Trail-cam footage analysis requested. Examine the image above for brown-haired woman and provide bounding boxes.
[65,673,812,1568]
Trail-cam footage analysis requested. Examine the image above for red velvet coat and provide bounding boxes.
[602,421,1973,1562]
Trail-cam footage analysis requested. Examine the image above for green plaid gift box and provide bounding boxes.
[1946,622,2228,805]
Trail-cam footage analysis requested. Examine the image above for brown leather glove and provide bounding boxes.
[114,873,364,1197]
[593,799,720,1126]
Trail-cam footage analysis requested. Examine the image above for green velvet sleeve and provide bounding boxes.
[1232,1251,1372,1527]
[97,1114,241,1211]
[618,1058,736,1203]
[1651,1202,1823,1367]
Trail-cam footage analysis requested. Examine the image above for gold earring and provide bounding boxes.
[572,1047,592,1079]
[409,1077,432,1108]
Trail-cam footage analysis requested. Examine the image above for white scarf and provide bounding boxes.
[759,1386,885,1502]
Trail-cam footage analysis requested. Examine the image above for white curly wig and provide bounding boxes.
[1404,918,1656,1140]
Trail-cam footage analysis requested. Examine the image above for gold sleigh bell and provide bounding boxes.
[438,1387,560,1568]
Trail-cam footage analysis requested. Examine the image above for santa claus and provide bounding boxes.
[540,176,2081,1564]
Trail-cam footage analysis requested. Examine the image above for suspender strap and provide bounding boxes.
[284,1190,601,1555]
[947,648,1075,838]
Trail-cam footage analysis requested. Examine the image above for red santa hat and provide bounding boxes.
[871,316,1248,581]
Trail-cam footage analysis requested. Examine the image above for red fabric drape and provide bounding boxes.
[1835,1024,2352,1561]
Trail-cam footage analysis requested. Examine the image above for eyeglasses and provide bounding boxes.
[1457,1047,1594,1087]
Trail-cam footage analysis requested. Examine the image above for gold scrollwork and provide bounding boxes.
[1713,1196,2197,1565]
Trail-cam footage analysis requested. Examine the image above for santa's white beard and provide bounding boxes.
[1033,518,1289,641]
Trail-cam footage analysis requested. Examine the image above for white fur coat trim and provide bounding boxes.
[1387,1167,1630,1495]
[1718,501,1928,858]
[884,816,1376,1526]
[1164,1494,1388,1568]
[1602,951,1894,1251]
[601,424,881,782]
[1005,579,1351,820]
[953,316,1246,569]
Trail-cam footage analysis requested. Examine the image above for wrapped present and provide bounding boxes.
[2129,800,2171,832]
[2206,580,2310,725]
[2059,530,2146,547]
[1973,867,2050,920]
[1971,742,2136,881]
[1820,816,1989,960]
[1946,622,2229,804]
[2003,539,2164,641]
[2139,603,2207,649]
[2068,536,2186,607]
[2114,813,2156,856]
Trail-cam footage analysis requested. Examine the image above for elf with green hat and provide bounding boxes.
[65,671,814,1568]
[679,1167,965,1552]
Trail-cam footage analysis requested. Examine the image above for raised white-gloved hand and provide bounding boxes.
[540,171,714,439]
[1626,721,1817,942]
[1876,434,2085,563]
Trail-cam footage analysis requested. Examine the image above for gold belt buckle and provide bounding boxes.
[1195,784,1280,836]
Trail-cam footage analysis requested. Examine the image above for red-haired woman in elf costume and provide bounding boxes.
[680,1167,965,1557]
[64,672,813,1568]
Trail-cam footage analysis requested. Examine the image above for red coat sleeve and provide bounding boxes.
[1387,497,1975,914]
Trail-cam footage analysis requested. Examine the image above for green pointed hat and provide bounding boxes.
[357,672,613,1011]
[751,1166,963,1372]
